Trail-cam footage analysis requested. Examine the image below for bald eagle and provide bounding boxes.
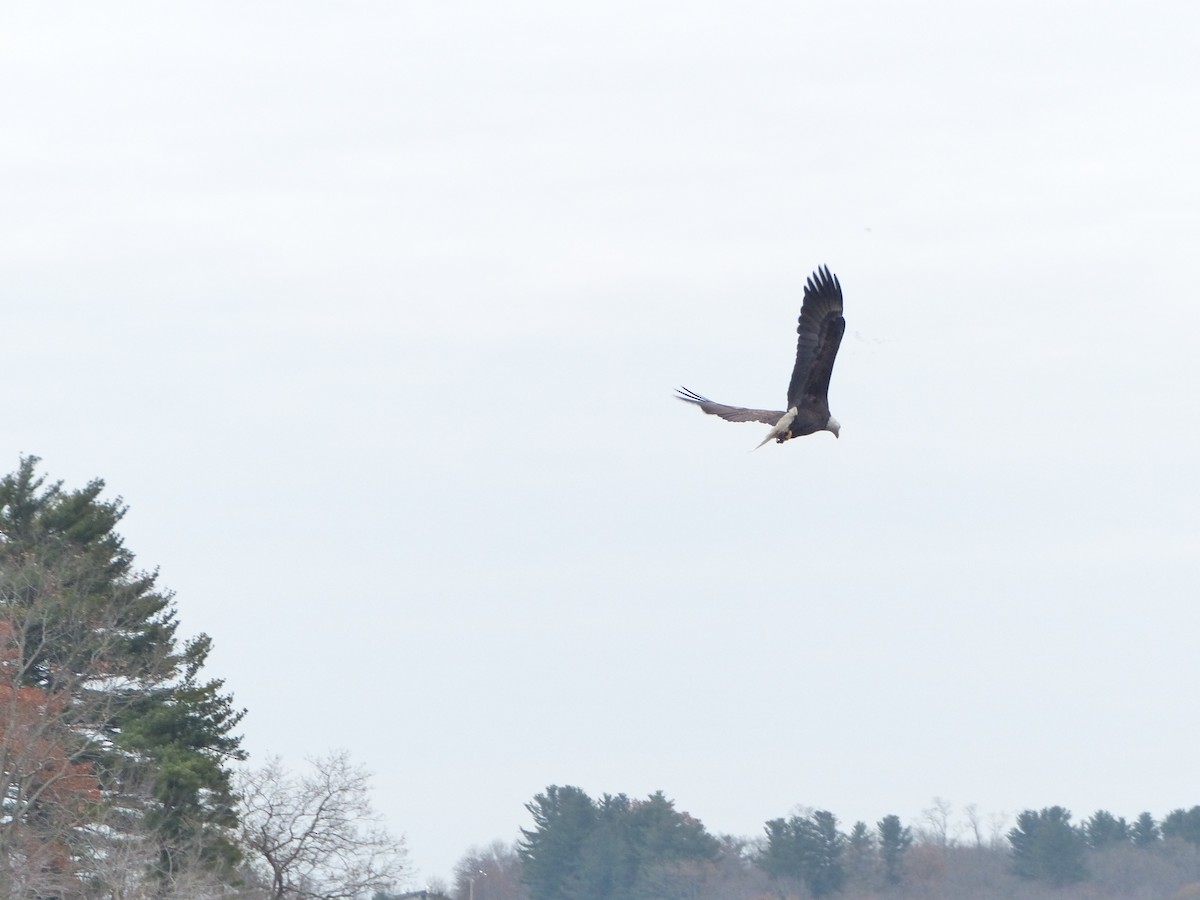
[677,265,845,447]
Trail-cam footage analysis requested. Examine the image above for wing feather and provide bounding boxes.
[785,265,845,415]
[675,387,786,426]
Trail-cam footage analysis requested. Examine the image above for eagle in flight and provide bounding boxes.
[677,265,845,448]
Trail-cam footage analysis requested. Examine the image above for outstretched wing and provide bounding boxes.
[786,265,845,414]
[675,387,786,425]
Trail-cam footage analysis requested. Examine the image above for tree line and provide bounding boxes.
[7,456,1198,899]
[442,789,1200,900]
[0,458,405,899]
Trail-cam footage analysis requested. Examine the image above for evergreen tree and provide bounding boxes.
[1084,810,1128,849]
[517,786,717,900]
[118,633,245,873]
[761,810,845,897]
[806,810,846,896]
[518,785,598,900]
[1008,806,1087,887]
[1162,807,1200,844]
[630,790,718,861]
[577,794,637,900]
[877,814,912,885]
[0,456,244,889]
[845,820,875,885]
[847,820,872,852]
[1131,811,1160,847]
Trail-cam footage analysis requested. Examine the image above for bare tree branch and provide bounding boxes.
[237,751,406,900]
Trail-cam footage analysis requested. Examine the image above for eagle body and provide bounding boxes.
[677,265,845,446]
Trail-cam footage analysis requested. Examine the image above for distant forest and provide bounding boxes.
[429,787,1200,900]
[5,454,1197,900]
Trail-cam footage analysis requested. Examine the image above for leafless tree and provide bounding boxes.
[237,751,407,900]
[921,796,954,848]
[963,803,984,849]
[80,775,240,900]
[0,557,127,897]
[452,841,528,900]
[988,810,1011,849]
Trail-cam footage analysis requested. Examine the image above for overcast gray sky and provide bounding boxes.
[4,0,1199,887]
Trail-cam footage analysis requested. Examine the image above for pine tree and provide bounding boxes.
[1131,811,1160,847]
[1162,807,1200,844]
[806,810,846,897]
[630,790,718,860]
[845,820,875,885]
[761,810,845,897]
[518,785,599,900]
[518,786,718,900]
[1009,806,1087,886]
[877,814,912,885]
[0,457,244,889]
[1084,810,1128,849]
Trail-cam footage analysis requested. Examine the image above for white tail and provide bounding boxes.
[752,408,797,450]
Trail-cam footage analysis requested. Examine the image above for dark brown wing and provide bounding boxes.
[675,387,786,425]
[785,265,845,415]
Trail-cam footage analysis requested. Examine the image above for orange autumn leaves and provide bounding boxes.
[0,619,101,829]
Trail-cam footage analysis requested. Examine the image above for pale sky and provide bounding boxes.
[3,0,1199,887]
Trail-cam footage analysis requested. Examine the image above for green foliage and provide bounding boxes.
[1009,806,1087,887]
[117,633,246,872]
[843,821,875,887]
[847,821,872,852]
[500,798,1200,899]
[761,810,845,897]
[0,456,244,885]
[519,785,598,900]
[0,457,180,689]
[517,785,718,900]
[1163,807,1200,844]
[1131,811,1160,847]
[877,814,912,885]
[1084,810,1128,849]
[631,790,718,860]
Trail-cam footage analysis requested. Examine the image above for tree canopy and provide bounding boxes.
[761,810,846,897]
[517,786,718,900]
[0,456,245,893]
[1008,806,1087,887]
